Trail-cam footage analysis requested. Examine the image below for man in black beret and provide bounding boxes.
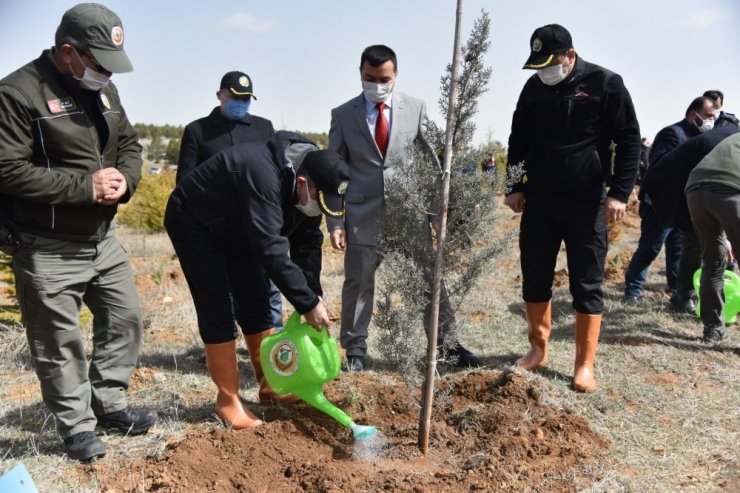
[165,131,348,429]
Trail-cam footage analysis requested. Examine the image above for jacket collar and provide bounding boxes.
[562,55,585,86]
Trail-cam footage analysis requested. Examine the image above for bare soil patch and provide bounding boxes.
[96,371,608,492]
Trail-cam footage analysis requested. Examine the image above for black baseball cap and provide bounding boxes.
[299,150,349,217]
[220,71,257,99]
[523,24,573,69]
[57,3,133,73]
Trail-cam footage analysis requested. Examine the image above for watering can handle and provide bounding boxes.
[286,311,330,339]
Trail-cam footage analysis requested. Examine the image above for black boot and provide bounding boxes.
[64,431,106,461]
[440,342,481,368]
[96,406,158,435]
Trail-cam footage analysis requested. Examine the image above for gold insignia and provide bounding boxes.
[532,37,542,52]
[269,341,299,376]
[318,191,344,217]
[239,76,249,87]
[337,180,348,195]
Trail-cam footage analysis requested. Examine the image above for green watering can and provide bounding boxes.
[693,269,740,324]
[260,312,377,439]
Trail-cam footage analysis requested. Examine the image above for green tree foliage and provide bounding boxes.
[164,138,181,164]
[437,10,493,148]
[146,135,166,162]
[375,9,514,383]
[117,171,175,233]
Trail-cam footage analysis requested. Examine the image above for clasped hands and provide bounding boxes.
[92,167,127,205]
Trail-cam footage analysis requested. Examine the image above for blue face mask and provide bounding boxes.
[224,98,250,120]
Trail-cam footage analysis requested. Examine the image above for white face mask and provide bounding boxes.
[536,62,568,86]
[694,115,715,133]
[70,48,111,91]
[295,181,322,217]
[362,81,393,103]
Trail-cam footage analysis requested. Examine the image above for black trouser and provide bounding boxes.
[519,193,607,314]
[164,199,273,344]
[675,226,701,301]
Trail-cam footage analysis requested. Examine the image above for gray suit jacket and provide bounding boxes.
[328,92,436,245]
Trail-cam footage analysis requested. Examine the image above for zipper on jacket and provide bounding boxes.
[36,119,57,230]
[89,117,104,238]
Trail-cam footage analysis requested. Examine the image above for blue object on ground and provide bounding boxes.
[0,464,40,493]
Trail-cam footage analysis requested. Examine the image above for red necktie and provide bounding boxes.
[375,102,389,158]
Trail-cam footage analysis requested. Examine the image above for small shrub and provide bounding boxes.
[118,171,175,233]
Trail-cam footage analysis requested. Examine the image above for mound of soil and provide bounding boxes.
[95,370,608,492]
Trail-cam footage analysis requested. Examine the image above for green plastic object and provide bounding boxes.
[260,312,352,427]
[692,269,740,324]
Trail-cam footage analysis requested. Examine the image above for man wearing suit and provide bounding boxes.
[328,45,479,371]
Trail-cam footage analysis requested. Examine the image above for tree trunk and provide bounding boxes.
[418,0,465,455]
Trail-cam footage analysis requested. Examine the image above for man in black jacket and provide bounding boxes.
[165,131,348,429]
[176,71,274,183]
[640,126,740,328]
[505,24,640,392]
[176,71,283,335]
[623,96,717,310]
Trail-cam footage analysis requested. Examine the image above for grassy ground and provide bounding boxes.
[0,207,737,491]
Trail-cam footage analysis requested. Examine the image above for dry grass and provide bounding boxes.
[0,204,738,492]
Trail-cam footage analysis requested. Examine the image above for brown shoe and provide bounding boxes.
[515,301,551,370]
[572,312,601,393]
[204,340,263,429]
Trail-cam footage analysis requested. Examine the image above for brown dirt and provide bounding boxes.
[95,371,608,492]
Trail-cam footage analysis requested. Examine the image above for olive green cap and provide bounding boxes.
[57,3,133,73]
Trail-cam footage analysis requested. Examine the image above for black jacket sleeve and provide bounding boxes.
[506,84,530,195]
[288,214,323,298]
[603,74,641,202]
[176,123,199,184]
[241,157,321,314]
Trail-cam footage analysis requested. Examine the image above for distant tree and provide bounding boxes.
[147,135,166,162]
[117,172,175,233]
[164,138,181,164]
[133,123,184,141]
[292,131,328,149]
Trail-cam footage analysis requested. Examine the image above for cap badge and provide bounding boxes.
[239,76,249,87]
[337,180,348,195]
[111,26,124,46]
[532,37,542,52]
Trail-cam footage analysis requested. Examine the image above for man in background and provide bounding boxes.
[0,3,157,461]
[177,71,274,183]
[703,89,739,129]
[328,45,479,371]
[623,97,716,308]
[686,133,740,343]
[176,71,283,332]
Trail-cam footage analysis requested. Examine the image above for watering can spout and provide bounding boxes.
[291,386,353,427]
